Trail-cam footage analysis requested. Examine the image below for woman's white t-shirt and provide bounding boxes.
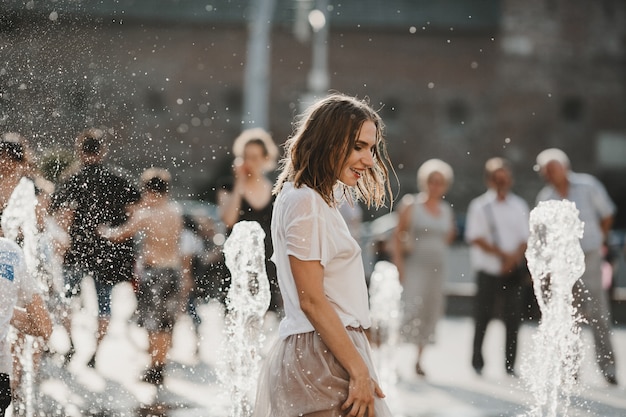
[271,183,372,339]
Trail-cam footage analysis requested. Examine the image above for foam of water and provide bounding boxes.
[1,178,39,269]
[368,260,403,413]
[1,177,41,417]
[220,220,271,417]
[522,200,585,417]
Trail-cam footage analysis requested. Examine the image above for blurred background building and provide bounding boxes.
[1,0,624,221]
[1,0,624,223]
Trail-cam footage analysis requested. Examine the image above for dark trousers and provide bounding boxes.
[0,373,10,417]
[472,271,523,373]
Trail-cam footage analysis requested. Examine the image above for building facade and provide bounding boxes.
[1,0,624,226]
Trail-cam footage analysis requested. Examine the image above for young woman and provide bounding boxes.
[217,128,281,312]
[253,93,394,417]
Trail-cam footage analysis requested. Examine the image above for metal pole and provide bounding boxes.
[243,0,276,129]
[307,0,329,95]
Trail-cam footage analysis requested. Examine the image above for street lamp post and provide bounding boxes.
[243,0,276,129]
[298,0,329,112]
[307,1,329,95]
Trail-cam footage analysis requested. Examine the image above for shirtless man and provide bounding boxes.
[99,167,185,385]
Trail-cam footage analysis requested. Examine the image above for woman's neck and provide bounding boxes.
[424,193,440,205]
[422,193,442,215]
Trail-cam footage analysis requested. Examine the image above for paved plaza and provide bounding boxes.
[9,279,626,417]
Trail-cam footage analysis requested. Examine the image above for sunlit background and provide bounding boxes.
[2,2,626,415]
[1,0,624,226]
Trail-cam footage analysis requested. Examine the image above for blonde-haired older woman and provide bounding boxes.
[392,158,456,376]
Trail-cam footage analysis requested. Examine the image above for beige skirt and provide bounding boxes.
[253,327,393,417]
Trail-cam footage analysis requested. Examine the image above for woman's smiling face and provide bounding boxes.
[338,120,376,187]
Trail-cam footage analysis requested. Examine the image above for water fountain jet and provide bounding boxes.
[220,220,271,417]
[1,177,43,417]
[368,260,403,415]
[522,200,585,417]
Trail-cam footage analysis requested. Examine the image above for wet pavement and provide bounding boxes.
[10,278,626,417]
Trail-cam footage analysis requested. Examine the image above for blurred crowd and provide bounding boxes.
[0,128,257,415]
[376,151,620,386]
[0,125,623,415]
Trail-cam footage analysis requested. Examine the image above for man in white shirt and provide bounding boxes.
[465,158,529,376]
[0,235,52,416]
[536,148,617,385]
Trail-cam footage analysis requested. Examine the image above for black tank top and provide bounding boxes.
[237,195,275,256]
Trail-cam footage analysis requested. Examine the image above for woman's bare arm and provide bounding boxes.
[218,188,243,229]
[392,199,412,283]
[289,256,384,417]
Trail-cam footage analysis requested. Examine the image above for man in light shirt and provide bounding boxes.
[535,148,617,385]
[465,158,529,377]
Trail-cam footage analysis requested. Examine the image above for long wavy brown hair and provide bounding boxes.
[273,93,394,208]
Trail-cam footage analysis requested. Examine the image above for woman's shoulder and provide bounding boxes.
[507,192,529,210]
[281,183,317,201]
[279,184,323,212]
[397,193,417,211]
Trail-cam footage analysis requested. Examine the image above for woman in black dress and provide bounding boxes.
[217,128,281,313]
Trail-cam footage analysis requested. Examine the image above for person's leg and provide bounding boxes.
[187,292,201,331]
[89,277,114,368]
[148,331,172,368]
[0,373,11,417]
[472,272,496,373]
[415,344,426,376]
[141,268,179,385]
[578,251,617,383]
[142,329,173,385]
[62,267,83,366]
[503,280,523,375]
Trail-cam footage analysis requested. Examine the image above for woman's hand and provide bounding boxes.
[342,374,385,417]
[218,158,248,228]
[233,157,249,182]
